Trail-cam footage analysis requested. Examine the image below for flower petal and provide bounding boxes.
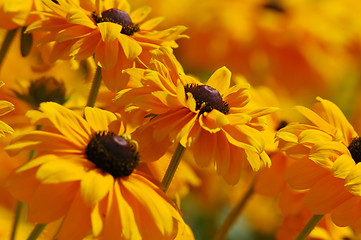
[206,66,231,95]
[118,34,142,59]
[97,22,122,43]
[345,163,361,195]
[81,169,114,206]
[36,156,88,183]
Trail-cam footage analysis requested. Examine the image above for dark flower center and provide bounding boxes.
[184,84,230,114]
[85,132,140,178]
[348,137,361,164]
[92,9,140,36]
[13,77,67,109]
[276,120,288,131]
[262,1,285,13]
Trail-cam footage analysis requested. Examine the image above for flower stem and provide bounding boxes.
[0,28,18,69]
[213,179,255,240]
[27,224,47,240]
[85,65,102,108]
[295,214,324,240]
[10,201,23,240]
[161,143,186,193]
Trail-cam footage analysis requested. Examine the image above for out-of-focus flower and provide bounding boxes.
[6,102,188,240]
[115,48,277,184]
[276,97,361,231]
[0,0,42,29]
[138,149,201,200]
[0,82,14,136]
[26,0,188,92]
[132,0,361,98]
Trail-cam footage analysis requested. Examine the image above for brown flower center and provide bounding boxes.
[348,137,361,164]
[184,84,230,114]
[92,9,140,36]
[13,77,67,109]
[86,132,140,178]
[276,120,288,131]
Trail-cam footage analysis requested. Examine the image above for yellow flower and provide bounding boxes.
[0,0,42,29]
[6,102,187,240]
[276,97,361,231]
[26,0,188,92]
[115,48,277,184]
[0,82,14,137]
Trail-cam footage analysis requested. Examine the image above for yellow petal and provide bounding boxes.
[90,203,103,236]
[81,169,114,206]
[345,164,361,195]
[66,8,96,28]
[206,66,231,95]
[36,157,87,183]
[332,154,356,179]
[130,6,152,23]
[118,33,142,59]
[84,107,119,132]
[97,22,122,42]
[199,110,229,133]
[114,180,142,239]
[0,100,14,115]
[141,17,164,30]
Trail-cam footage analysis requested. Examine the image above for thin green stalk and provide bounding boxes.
[213,180,255,240]
[27,224,47,240]
[85,66,102,108]
[0,28,18,69]
[10,202,23,240]
[161,143,186,193]
[295,214,324,240]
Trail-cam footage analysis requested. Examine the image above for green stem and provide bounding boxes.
[27,224,47,240]
[213,180,255,240]
[0,28,18,69]
[161,143,186,193]
[295,214,324,240]
[85,66,102,108]
[10,202,23,240]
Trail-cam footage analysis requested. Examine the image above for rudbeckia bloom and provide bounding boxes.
[6,102,187,239]
[26,0,188,92]
[115,48,276,184]
[276,97,361,231]
[0,82,14,137]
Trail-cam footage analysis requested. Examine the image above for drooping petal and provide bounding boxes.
[56,191,92,240]
[345,164,361,196]
[80,169,114,206]
[199,110,229,133]
[28,182,78,222]
[332,154,355,179]
[285,158,329,190]
[302,175,353,214]
[118,33,142,59]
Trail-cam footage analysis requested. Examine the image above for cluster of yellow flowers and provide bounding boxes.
[1,0,361,239]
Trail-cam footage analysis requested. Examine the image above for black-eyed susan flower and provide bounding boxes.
[26,0,187,92]
[6,102,188,240]
[276,97,361,231]
[0,82,14,137]
[115,48,277,184]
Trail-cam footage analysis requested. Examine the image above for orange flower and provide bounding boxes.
[115,48,277,184]
[26,0,188,92]
[6,102,188,239]
[276,97,361,231]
